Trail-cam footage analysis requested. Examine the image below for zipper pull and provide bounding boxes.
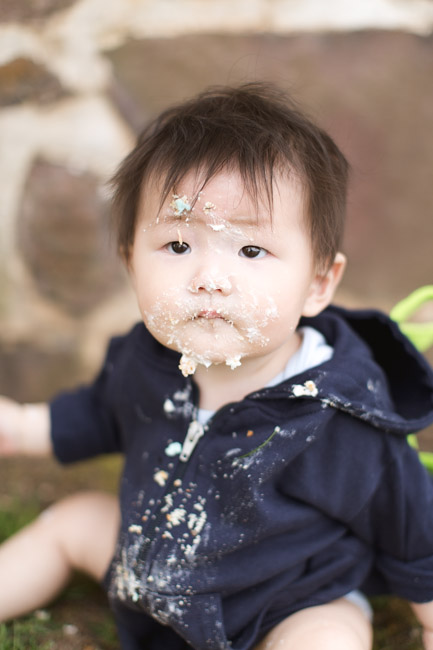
[180,420,205,462]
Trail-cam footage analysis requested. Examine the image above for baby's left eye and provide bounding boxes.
[239,245,267,259]
[166,241,191,255]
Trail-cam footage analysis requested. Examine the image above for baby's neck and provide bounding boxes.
[194,334,301,411]
[194,364,257,412]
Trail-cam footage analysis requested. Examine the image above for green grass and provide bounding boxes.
[0,499,41,543]
[0,575,118,650]
[0,496,55,648]
[0,469,119,649]
[372,596,423,650]
[0,617,54,650]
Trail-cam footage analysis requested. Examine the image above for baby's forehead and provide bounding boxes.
[138,166,306,232]
[147,195,271,233]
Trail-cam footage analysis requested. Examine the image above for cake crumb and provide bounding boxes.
[226,355,242,370]
[179,355,198,377]
[203,201,216,213]
[128,524,143,534]
[292,380,318,398]
[154,470,169,486]
[170,195,191,216]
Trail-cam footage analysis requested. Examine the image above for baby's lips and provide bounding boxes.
[197,309,225,319]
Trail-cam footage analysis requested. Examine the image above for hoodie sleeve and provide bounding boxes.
[50,335,125,463]
[348,436,433,603]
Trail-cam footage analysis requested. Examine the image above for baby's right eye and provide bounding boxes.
[166,241,191,255]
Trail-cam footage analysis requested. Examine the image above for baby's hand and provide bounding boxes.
[0,396,24,455]
[0,396,51,456]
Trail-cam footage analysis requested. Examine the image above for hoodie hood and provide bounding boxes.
[254,305,433,437]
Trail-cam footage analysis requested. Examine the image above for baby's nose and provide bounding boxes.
[188,272,232,295]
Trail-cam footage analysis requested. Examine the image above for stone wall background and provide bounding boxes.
[0,0,432,409]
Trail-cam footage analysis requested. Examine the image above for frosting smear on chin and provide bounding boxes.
[178,355,198,377]
[178,353,242,377]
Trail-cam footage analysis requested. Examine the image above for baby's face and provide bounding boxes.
[130,169,326,375]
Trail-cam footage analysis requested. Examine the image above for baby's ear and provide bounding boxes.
[302,252,346,317]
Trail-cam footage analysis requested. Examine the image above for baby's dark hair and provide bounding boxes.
[111,82,349,269]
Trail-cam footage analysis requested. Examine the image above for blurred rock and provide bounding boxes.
[0,337,82,402]
[0,0,76,23]
[0,57,68,107]
[17,158,126,316]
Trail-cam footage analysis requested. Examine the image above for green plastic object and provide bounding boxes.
[418,451,433,474]
[390,286,433,474]
[390,285,433,352]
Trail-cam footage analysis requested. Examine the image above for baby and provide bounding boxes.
[1,83,433,650]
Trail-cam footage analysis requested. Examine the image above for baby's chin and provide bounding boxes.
[151,325,247,362]
[168,336,245,376]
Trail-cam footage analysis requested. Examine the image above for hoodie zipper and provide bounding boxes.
[135,418,205,573]
[179,419,205,461]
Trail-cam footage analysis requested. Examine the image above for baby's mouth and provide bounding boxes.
[194,309,236,327]
[196,309,225,320]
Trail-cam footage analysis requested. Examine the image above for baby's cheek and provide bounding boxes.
[239,290,279,326]
[144,309,180,345]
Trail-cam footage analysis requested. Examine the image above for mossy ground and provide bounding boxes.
[0,575,118,650]
[0,456,425,649]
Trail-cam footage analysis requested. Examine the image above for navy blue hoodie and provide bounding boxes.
[50,306,433,650]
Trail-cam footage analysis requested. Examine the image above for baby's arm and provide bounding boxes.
[0,396,51,456]
[411,601,433,650]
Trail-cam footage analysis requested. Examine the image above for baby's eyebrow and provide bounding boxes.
[156,212,266,230]
[157,214,192,225]
[225,215,264,228]
[143,214,189,229]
